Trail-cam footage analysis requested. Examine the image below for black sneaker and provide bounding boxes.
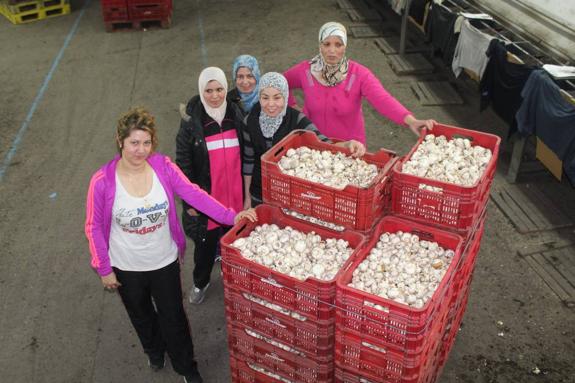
[183,370,204,383]
[147,353,165,371]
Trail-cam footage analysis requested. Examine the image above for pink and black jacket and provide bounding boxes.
[176,95,245,241]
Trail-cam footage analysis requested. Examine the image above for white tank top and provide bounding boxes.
[109,170,178,271]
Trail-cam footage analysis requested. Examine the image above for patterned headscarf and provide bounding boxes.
[310,22,350,87]
[198,67,228,126]
[232,55,261,113]
[258,72,289,139]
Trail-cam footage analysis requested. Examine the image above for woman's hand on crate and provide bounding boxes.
[404,115,436,136]
[336,139,366,157]
[235,208,258,224]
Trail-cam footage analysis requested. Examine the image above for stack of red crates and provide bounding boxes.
[333,124,498,383]
[222,125,500,382]
[221,204,368,383]
[99,0,172,32]
[333,216,485,383]
[221,131,399,382]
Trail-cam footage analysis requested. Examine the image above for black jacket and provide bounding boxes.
[228,88,253,118]
[175,95,245,240]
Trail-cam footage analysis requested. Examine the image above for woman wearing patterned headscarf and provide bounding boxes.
[176,67,246,306]
[241,72,365,207]
[228,55,261,116]
[284,21,435,144]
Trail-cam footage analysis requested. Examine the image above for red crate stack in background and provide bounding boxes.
[99,0,171,32]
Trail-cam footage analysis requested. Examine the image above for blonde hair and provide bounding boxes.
[116,107,158,153]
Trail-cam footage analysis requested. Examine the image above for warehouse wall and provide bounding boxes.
[472,0,575,62]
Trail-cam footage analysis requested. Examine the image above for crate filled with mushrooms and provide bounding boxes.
[392,123,500,233]
[260,130,398,232]
[227,324,334,383]
[335,216,464,357]
[221,204,367,322]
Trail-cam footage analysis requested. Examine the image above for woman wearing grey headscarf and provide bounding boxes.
[241,72,365,207]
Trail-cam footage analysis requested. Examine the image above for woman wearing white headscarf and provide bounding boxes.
[242,72,365,207]
[284,21,435,144]
[176,67,245,305]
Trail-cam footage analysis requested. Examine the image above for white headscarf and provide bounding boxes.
[318,21,347,46]
[310,22,349,87]
[258,72,289,139]
[198,67,228,126]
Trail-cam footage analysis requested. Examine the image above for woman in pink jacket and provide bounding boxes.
[284,22,434,144]
[85,107,255,383]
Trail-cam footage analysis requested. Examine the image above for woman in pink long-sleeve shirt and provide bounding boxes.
[85,108,256,383]
[284,22,434,144]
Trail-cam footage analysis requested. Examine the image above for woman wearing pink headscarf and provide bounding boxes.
[284,22,434,144]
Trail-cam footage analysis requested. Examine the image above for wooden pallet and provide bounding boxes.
[490,184,573,233]
[336,0,365,9]
[348,23,394,38]
[386,53,434,75]
[104,16,171,32]
[374,36,429,55]
[4,0,63,12]
[0,0,69,24]
[346,8,381,22]
[519,244,575,307]
[411,81,463,106]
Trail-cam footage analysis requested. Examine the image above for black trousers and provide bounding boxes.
[193,227,225,289]
[114,260,197,376]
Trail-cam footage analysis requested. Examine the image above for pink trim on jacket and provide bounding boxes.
[284,60,412,144]
[204,126,243,230]
[84,153,237,276]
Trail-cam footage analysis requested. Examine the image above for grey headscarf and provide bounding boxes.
[258,72,289,139]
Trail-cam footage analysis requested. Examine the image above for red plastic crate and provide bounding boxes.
[391,124,500,233]
[231,356,333,383]
[100,0,128,21]
[128,3,171,20]
[335,216,464,348]
[334,325,446,383]
[335,363,440,383]
[224,286,335,360]
[100,0,126,6]
[221,204,366,322]
[228,324,334,383]
[230,356,284,383]
[261,130,398,231]
[127,0,171,5]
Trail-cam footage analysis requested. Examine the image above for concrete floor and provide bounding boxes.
[1,0,574,382]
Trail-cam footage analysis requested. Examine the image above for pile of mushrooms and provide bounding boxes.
[278,146,378,189]
[349,231,454,309]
